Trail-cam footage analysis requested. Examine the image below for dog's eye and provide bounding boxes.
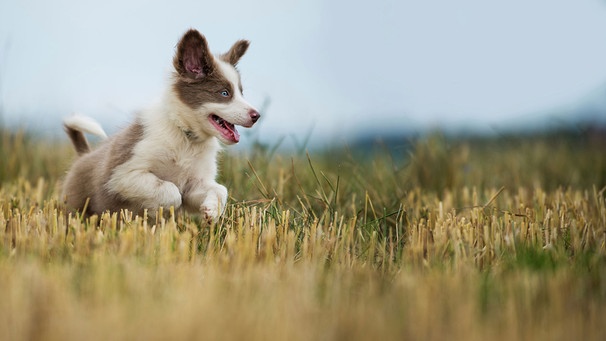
[220,90,230,97]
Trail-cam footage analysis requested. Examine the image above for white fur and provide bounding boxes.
[64,114,108,138]
[211,59,257,127]
[106,90,229,219]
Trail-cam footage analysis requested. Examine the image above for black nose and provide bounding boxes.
[249,110,260,123]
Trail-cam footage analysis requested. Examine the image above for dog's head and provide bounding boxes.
[172,29,259,144]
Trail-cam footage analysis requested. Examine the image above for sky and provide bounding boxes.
[1,0,606,147]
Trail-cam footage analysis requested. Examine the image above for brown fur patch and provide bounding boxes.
[62,121,145,216]
[107,121,144,171]
[221,40,250,66]
[172,74,234,109]
[64,125,90,155]
[172,29,238,109]
[173,29,215,79]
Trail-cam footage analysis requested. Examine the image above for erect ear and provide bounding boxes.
[221,40,250,66]
[173,29,215,79]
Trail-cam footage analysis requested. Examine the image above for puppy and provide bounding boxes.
[61,29,260,221]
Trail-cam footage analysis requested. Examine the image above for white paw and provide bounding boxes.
[200,185,227,222]
[152,181,182,209]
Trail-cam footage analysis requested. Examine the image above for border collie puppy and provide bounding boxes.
[62,29,260,221]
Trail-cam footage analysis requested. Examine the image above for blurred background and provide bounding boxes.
[1,0,606,149]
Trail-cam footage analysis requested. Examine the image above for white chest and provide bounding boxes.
[135,135,220,190]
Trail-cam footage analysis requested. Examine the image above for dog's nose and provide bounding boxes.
[249,110,260,123]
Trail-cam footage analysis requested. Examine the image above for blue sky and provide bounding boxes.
[1,0,606,146]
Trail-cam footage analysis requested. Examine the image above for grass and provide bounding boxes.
[1,126,605,340]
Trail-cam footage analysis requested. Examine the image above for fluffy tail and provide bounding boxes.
[63,114,108,156]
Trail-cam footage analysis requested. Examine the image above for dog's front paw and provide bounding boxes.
[200,184,228,222]
[155,181,182,209]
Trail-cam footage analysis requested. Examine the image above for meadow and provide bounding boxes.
[1,126,605,340]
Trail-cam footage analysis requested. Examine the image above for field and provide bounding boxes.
[1,127,605,340]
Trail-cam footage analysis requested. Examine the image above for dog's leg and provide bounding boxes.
[201,183,228,222]
[107,170,182,211]
[183,180,228,222]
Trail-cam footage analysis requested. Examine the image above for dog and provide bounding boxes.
[61,29,260,221]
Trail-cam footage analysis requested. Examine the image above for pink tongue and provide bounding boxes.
[223,124,240,143]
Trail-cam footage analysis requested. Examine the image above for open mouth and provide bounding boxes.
[209,114,240,143]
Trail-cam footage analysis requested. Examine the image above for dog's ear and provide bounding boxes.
[174,29,214,79]
[221,40,250,66]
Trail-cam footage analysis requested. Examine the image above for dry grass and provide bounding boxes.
[1,128,605,340]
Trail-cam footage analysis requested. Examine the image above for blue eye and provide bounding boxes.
[220,90,230,97]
